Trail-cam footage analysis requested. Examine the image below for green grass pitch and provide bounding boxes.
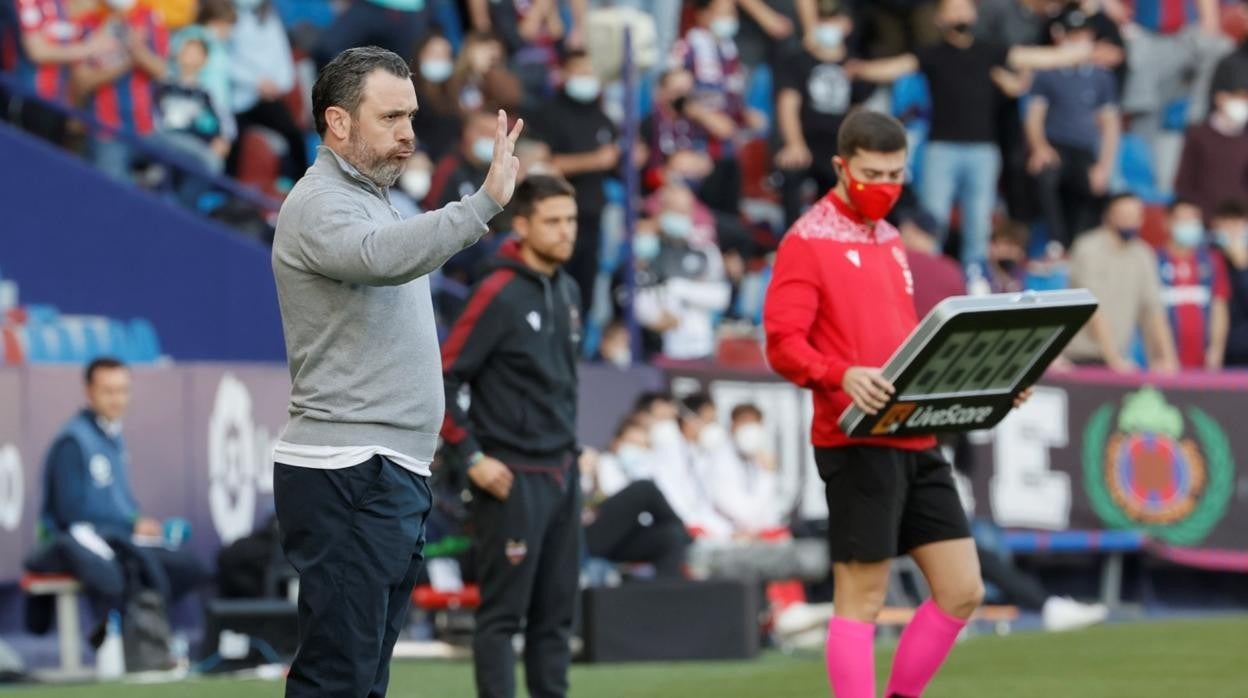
[9,616,1247,697]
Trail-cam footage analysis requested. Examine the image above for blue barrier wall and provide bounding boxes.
[0,122,285,361]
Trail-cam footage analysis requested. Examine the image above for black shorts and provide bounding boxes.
[816,445,971,563]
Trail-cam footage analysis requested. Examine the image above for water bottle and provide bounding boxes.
[170,631,189,672]
[96,610,126,680]
[966,263,991,297]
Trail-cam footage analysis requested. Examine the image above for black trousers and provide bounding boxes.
[274,456,433,698]
[976,545,1048,611]
[585,480,689,578]
[1034,143,1102,249]
[779,151,838,230]
[566,209,601,316]
[471,466,581,698]
[227,99,310,182]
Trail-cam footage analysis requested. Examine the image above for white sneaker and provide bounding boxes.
[774,602,834,637]
[1042,596,1109,632]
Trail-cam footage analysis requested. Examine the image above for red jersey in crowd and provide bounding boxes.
[1158,246,1230,368]
[763,191,937,451]
[15,0,79,100]
[77,6,168,136]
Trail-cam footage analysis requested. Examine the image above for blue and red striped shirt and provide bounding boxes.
[1158,246,1230,368]
[15,0,79,101]
[1128,0,1197,35]
[77,6,168,136]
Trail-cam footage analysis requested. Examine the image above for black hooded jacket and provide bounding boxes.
[441,239,582,470]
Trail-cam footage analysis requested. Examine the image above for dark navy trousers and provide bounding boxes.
[275,455,432,698]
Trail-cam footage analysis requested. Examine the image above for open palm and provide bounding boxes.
[482,109,525,207]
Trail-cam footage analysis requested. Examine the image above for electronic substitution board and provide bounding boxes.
[839,289,1098,438]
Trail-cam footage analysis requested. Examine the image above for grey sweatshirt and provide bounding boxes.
[272,146,502,463]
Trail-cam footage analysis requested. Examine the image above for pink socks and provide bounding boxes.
[884,600,968,697]
[825,617,875,698]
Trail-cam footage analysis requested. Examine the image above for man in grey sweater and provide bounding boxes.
[270,46,523,698]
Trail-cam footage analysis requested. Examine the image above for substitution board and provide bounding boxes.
[839,289,1098,438]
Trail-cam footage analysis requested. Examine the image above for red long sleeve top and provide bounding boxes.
[763,192,937,451]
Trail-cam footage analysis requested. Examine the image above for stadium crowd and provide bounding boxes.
[4,0,1248,371]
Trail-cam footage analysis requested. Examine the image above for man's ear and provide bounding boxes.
[513,215,529,242]
[325,106,352,142]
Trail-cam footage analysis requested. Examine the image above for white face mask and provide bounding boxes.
[710,17,738,40]
[472,137,494,164]
[698,423,728,452]
[1223,98,1248,129]
[814,23,844,50]
[650,419,682,447]
[420,59,454,84]
[399,169,431,200]
[733,423,766,454]
[604,348,632,369]
[615,444,648,473]
[565,75,602,103]
[106,0,136,12]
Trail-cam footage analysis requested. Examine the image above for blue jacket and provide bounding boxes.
[40,409,140,539]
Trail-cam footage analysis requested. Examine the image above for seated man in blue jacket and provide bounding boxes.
[34,357,206,614]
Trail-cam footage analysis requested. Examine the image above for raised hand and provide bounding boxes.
[482,109,524,207]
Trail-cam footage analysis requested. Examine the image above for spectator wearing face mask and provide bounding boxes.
[581,418,691,578]
[774,0,871,228]
[392,150,434,218]
[1211,199,1248,367]
[530,50,618,316]
[429,109,498,209]
[1157,199,1230,371]
[643,393,734,539]
[1173,85,1248,223]
[634,183,732,360]
[410,32,462,163]
[427,110,504,285]
[595,320,633,369]
[639,69,716,185]
[1063,193,1179,372]
[708,404,784,535]
[985,219,1030,294]
[669,0,768,213]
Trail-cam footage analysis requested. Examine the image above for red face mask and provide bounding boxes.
[839,160,903,221]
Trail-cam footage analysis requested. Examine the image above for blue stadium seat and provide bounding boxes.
[636,70,657,120]
[892,72,930,122]
[128,318,162,362]
[106,319,131,362]
[745,65,773,136]
[273,0,334,29]
[1162,98,1189,132]
[1119,133,1171,204]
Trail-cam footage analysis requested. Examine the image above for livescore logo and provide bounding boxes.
[871,402,996,435]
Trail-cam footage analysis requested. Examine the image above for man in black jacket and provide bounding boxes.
[440,175,582,698]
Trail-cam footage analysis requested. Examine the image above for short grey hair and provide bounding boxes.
[312,46,411,137]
